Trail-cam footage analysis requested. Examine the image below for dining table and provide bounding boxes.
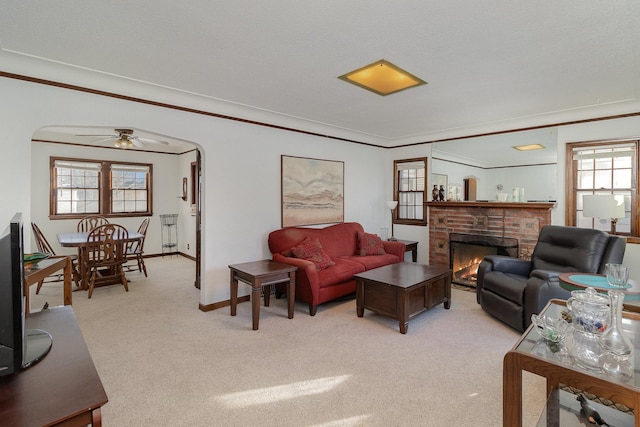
[57,230,144,290]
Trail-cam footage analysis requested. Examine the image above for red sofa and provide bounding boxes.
[268,222,406,315]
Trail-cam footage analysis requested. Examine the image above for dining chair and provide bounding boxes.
[85,223,129,298]
[77,215,109,232]
[125,218,150,277]
[31,222,81,291]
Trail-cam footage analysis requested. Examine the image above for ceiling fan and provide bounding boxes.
[79,128,170,149]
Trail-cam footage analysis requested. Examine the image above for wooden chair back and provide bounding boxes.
[31,222,82,290]
[128,218,150,254]
[86,224,128,267]
[31,222,56,255]
[86,224,129,298]
[77,215,109,232]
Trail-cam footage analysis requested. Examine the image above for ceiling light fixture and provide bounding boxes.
[114,136,134,149]
[338,59,427,96]
[513,144,545,151]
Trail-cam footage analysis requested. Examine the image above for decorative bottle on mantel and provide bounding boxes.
[438,185,445,201]
[432,185,438,201]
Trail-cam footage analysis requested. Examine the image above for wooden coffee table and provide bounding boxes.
[355,262,452,334]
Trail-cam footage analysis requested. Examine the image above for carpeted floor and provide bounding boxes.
[30,257,547,426]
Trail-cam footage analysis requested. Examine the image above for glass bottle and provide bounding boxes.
[600,290,634,381]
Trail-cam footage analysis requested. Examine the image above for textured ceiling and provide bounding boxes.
[1,1,639,163]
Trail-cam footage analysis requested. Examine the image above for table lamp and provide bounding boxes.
[583,194,625,234]
[386,200,399,241]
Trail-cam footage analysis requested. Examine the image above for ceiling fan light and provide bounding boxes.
[115,136,132,149]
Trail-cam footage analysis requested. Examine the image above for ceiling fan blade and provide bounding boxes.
[130,138,144,148]
[137,137,170,145]
[91,137,118,144]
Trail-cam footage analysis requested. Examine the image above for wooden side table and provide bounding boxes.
[229,260,297,330]
[503,299,640,426]
[24,255,72,314]
[395,239,418,262]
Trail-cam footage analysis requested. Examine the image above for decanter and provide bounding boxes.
[599,290,634,381]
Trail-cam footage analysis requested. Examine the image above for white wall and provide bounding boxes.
[0,75,388,306]
[4,66,640,300]
[178,151,198,257]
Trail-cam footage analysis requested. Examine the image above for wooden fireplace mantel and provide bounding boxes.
[427,201,556,210]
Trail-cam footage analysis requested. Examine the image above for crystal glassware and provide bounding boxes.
[566,287,610,370]
[606,263,630,288]
[600,290,634,381]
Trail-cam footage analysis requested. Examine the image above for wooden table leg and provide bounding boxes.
[251,284,261,330]
[79,246,88,290]
[264,286,270,307]
[356,279,364,317]
[287,271,295,319]
[398,289,409,334]
[63,256,72,306]
[230,270,238,316]
[503,352,523,427]
[92,407,102,427]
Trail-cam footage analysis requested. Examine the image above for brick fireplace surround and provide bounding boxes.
[428,201,556,269]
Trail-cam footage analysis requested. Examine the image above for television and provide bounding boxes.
[0,213,52,376]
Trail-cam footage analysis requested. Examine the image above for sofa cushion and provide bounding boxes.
[290,237,335,270]
[317,258,365,288]
[357,232,386,256]
[343,254,400,270]
[268,222,365,258]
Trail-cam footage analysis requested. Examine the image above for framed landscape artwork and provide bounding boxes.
[281,155,344,227]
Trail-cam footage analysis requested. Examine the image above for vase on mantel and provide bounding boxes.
[599,290,634,381]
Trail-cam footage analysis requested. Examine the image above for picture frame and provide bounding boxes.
[281,155,344,227]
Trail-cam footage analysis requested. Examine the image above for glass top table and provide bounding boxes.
[504,299,640,426]
[559,272,640,301]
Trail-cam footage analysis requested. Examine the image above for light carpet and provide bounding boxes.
[31,257,547,426]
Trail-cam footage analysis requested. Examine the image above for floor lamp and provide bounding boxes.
[386,200,398,241]
[583,194,625,234]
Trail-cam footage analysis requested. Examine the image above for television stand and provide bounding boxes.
[0,306,108,426]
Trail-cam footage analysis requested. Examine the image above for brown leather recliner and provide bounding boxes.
[476,225,626,332]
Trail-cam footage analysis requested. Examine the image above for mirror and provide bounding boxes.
[431,127,558,202]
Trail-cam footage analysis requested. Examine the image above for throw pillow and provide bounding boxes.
[290,237,335,270]
[358,232,386,256]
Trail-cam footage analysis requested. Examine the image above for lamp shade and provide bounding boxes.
[386,200,398,210]
[583,195,625,219]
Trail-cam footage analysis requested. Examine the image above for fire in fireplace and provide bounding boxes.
[449,233,518,287]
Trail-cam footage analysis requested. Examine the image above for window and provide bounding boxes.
[51,157,152,219]
[393,158,427,226]
[566,140,637,236]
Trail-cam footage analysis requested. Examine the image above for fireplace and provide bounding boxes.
[449,233,518,287]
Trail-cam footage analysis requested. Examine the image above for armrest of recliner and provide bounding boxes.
[481,255,532,276]
[529,269,561,282]
[476,255,532,304]
[524,269,572,330]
